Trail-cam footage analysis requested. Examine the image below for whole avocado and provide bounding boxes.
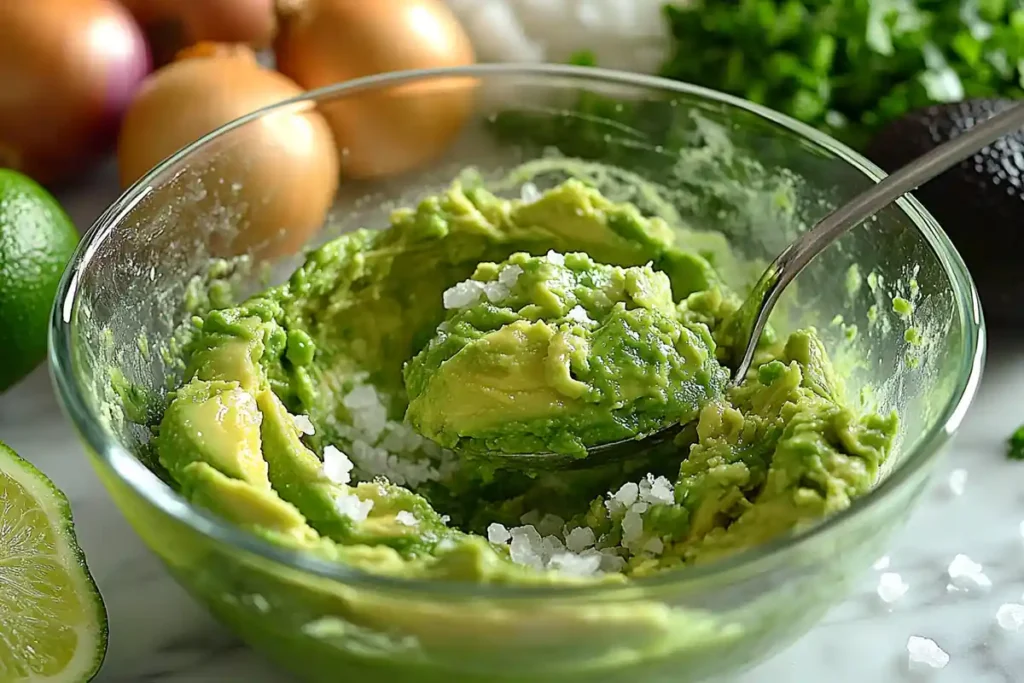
[865,99,1024,329]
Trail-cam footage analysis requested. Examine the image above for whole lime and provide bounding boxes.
[0,169,79,391]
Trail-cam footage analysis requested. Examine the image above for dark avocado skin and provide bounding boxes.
[865,98,1024,330]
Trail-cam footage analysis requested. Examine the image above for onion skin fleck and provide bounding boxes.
[118,44,339,259]
[275,0,477,180]
[0,0,150,186]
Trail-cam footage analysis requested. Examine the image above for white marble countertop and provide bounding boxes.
[3,164,1023,682]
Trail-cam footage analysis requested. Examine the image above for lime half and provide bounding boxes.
[0,441,107,682]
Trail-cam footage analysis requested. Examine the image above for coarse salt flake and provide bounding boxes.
[642,537,664,556]
[877,572,908,603]
[873,555,891,570]
[996,603,1024,631]
[549,552,601,577]
[498,264,523,288]
[545,250,565,266]
[613,482,639,508]
[947,553,992,590]
[292,414,315,435]
[645,476,675,505]
[321,445,354,485]
[907,636,949,670]
[948,468,967,496]
[487,523,511,544]
[395,511,418,527]
[333,491,373,522]
[565,526,596,552]
[443,280,485,309]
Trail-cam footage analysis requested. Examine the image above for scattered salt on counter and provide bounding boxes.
[876,572,908,604]
[906,636,949,670]
[996,603,1024,632]
[947,553,992,591]
[947,468,967,496]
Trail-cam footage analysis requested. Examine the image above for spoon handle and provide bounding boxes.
[732,101,1024,384]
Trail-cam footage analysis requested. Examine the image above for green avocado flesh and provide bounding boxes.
[404,252,728,457]
[154,178,898,583]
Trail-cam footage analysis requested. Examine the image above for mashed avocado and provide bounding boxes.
[404,252,728,457]
[154,178,898,583]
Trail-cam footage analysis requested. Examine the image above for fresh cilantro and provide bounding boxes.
[659,0,1024,148]
[1009,424,1024,461]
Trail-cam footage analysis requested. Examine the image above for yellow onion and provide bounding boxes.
[120,0,278,66]
[0,0,150,186]
[275,0,476,180]
[118,43,339,258]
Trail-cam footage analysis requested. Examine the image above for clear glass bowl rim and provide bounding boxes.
[49,63,986,600]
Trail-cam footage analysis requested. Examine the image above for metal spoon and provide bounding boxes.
[474,101,1024,470]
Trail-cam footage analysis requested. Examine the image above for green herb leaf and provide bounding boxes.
[1009,424,1024,461]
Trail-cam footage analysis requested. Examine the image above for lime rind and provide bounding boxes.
[0,442,107,682]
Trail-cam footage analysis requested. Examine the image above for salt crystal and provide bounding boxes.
[343,385,388,443]
[613,482,640,508]
[947,553,992,590]
[598,549,627,573]
[948,468,967,496]
[482,281,510,303]
[873,555,891,570]
[395,511,418,527]
[498,264,523,288]
[509,526,545,569]
[565,526,596,552]
[520,182,541,203]
[333,491,373,522]
[907,636,949,669]
[646,476,675,505]
[621,509,644,545]
[440,515,451,525]
[565,305,592,325]
[643,537,665,556]
[487,523,511,544]
[996,603,1024,632]
[443,280,485,309]
[292,414,315,435]
[321,445,354,485]
[549,552,601,577]
[545,250,565,266]
[877,572,908,603]
[630,501,649,515]
[540,535,566,560]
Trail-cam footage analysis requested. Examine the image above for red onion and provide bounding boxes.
[0,0,150,186]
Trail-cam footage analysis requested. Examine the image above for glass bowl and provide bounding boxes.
[50,64,985,683]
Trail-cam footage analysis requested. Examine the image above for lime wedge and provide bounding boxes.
[0,441,107,682]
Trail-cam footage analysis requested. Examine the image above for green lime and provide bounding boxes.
[0,169,79,391]
[0,440,107,681]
